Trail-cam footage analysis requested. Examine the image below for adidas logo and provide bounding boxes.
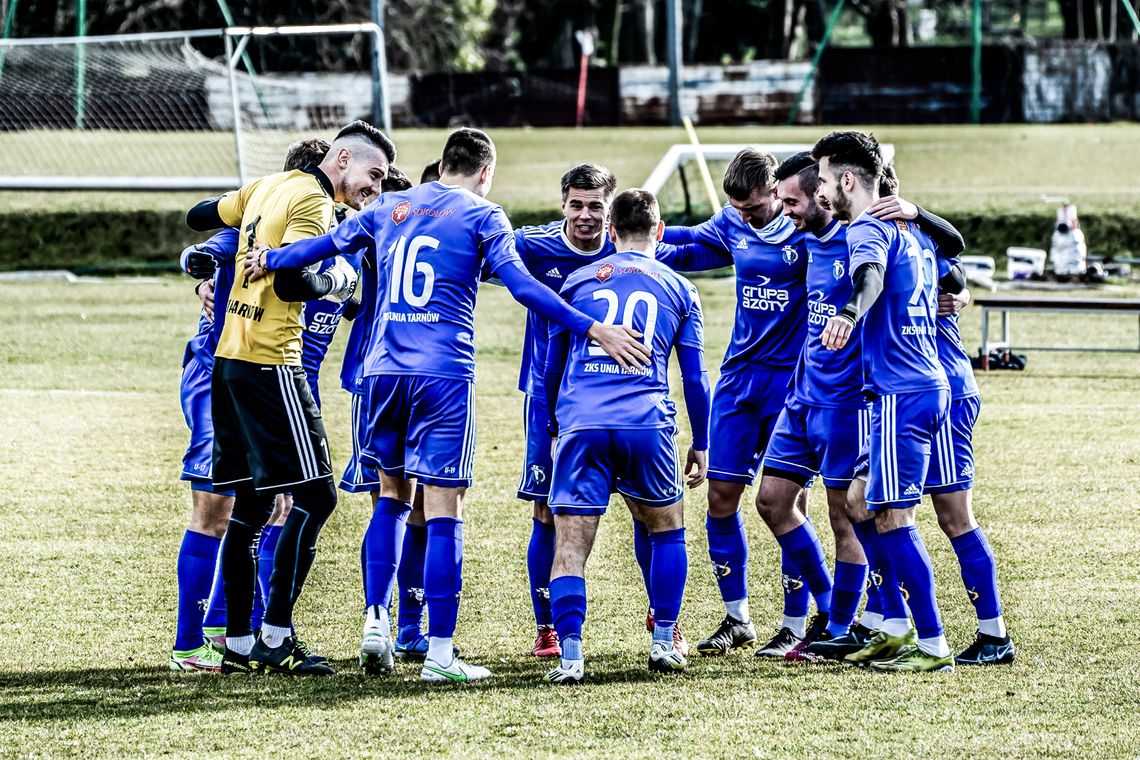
[735,239,748,250]
[903,483,922,497]
[545,267,563,279]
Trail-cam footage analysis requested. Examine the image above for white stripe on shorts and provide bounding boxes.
[276,367,317,480]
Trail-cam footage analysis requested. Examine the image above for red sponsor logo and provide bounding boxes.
[594,262,614,282]
[392,200,411,224]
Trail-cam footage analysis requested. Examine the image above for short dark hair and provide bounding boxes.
[879,162,899,197]
[382,166,413,193]
[420,159,442,184]
[774,151,820,197]
[560,163,617,201]
[334,120,397,164]
[811,130,883,193]
[283,138,329,171]
[722,148,777,201]
[440,128,496,177]
[610,189,660,240]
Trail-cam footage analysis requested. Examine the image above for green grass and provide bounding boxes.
[2,124,1138,217]
[1,276,1138,756]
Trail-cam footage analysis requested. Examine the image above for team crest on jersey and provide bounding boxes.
[392,200,411,224]
[833,259,845,280]
[594,262,615,282]
[781,245,798,265]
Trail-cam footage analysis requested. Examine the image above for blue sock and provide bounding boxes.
[174,530,221,651]
[201,547,227,630]
[775,519,833,616]
[526,518,557,627]
[950,527,1003,622]
[852,518,909,623]
[363,497,411,608]
[706,511,749,604]
[781,553,810,618]
[880,526,944,640]
[424,517,463,639]
[252,525,281,631]
[648,528,687,643]
[397,522,428,633]
[550,575,586,661]
[828,561,868,637]
[633,519,653,605]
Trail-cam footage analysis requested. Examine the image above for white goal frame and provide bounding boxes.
[0,22,391,191]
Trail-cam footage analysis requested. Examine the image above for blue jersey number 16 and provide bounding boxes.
[387,234,438,307]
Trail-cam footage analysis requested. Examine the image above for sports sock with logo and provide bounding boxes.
[706,511,749,615]
[550,575,587,664]
[174,530,221,651]
[397,522,428,634]
[648,528,687,644]
[950,527,1007,638]
[632,518,653,605]
[264,479,337,628]
[424,517,464,647]
[828,560,868,638]
[775,518,833,617]
[526,518,557,627]
[880,525,949,656]
[260,623,290,649]
[852,517,909,632]
[363,497,411,610]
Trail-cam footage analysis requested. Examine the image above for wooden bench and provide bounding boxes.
[975,294,1140,369]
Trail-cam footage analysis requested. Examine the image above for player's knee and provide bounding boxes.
[533,501,554,526]
[291,478,338,522]
[933,497,976,538]
[707,482,742,519]
[875,506,914,532]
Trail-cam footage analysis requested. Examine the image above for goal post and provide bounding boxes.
[0,22,391,192]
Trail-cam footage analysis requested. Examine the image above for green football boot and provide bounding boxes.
[844,628,917,666]
[870,643,955,672]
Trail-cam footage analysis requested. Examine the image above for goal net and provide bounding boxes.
[0,24,387,191]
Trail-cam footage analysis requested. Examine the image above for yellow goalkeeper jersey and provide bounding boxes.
[214,168,335,366]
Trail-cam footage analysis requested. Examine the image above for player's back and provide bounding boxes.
[912,229,979,401]
[361,181,517,381]
[848,212,947,396]
[554,251,703,434]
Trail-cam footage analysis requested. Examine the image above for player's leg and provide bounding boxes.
[869,390,954,672]
[394,489,429,660]
[928,396,1013,665]
[518,394,560,657]
[250,494,288,639]
[360,473,415,674]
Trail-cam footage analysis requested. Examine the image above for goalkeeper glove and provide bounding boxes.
[182,244,218,279]
[323,256,359,303]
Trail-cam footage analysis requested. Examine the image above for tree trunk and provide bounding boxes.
[638,0,656,64]
[483,0,524,71]
[686,0,702,61]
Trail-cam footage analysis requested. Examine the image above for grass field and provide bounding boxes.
[2,124,1138,218]
[1,275,1138,757]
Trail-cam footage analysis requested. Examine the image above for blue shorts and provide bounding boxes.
[179,355,231,494]
[360,374,476,488]
[707,366,794,485]
[517,394,553,502]
[340,390,380,493]
[865,389,951,510]
[925,395,981,495]
[763,399,871,489]
[549,427,683,516]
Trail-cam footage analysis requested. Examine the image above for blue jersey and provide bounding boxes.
[551,251,704,434]
[932,250,980,400]
[299,251,364,404]
[340,254,383,394]
[792,219,864,409]
[848,213,948,396]
[661,206,808,372]
[182,227,238,372]
[327,181,521,381]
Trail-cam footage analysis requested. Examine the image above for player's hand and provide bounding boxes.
[685,447,708,488]
[821,314,855,350]
[185,249,217,280]
[587,323,651,372]
[244,243,272,282]
[938,288,971,317]
[868,195,918,222]
[197,278,216,322]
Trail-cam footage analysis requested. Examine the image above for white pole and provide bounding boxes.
[369,0,392,134]
[224,32,247,185]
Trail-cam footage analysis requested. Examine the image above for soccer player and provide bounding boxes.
[420,159,442,184]
[185,120,394,676]
[656,148,816,658]
[876,168,1015,666]
[754,152,870,659]
[246,127,650,682]
[813,130,954,672]
[542,188,710,684]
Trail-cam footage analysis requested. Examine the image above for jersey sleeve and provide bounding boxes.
[848,220,891,275]
[654,239,734,272]
[480,206,522,274]
[267,207,375,271]
[675,283,705,350]
[281,191,334,246]
[660,207,732,250]
[201,227,239,263]
[216,186,249,229]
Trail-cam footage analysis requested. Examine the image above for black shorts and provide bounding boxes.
[212,357,333,492]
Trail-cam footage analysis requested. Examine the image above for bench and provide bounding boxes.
[975,294,1140,370]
